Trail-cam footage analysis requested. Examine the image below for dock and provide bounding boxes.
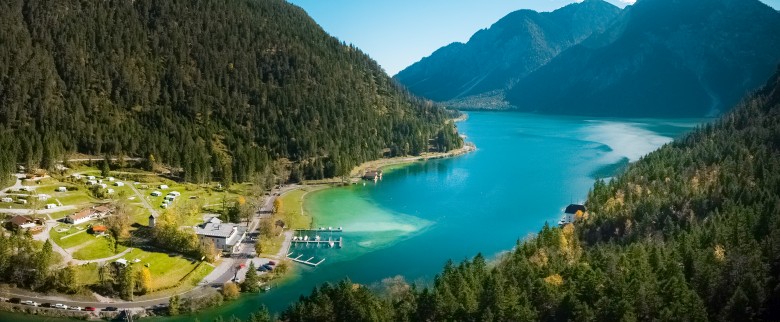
[291,236,343,248]
[287,253,327,267]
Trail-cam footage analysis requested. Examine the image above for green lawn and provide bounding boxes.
[71,262,100,286]
[72,237,128,260]
[49,209,75,220]
[276,188,314,230]
[50,224,94,249]
[186,262,214,286]
[119,248,204,290]
[53,191,95,207]
[69,248,210,292]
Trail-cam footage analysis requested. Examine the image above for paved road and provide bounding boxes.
[0,205,76,215]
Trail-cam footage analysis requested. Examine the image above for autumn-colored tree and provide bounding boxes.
[106,202,132,239]
[222,282,240,300]
[199,239,219,262]
[273,198,282,215]
[137,267,153,294]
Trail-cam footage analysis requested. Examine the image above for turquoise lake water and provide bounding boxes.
[1,112,704,321]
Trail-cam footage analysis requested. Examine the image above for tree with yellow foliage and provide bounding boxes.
[137,267,153,294]
[273,198,282,215]
[222,282,240,300]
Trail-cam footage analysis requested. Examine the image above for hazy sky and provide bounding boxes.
[288,0,780,76]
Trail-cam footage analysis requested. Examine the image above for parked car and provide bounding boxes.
[8,298,21,304]
[21,300,39,306]
[103,306,118,312]
[41,303,52,308]
[70,306,83,311]
[268,260,277,265]
[54,303,68,309]
[85,306,96,311]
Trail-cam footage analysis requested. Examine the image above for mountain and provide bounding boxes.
[280,66,780,321]
[393,0,621,106]
[507,0,780,117]
[0,0,462,185]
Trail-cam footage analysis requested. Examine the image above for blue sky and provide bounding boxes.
[288,0,780,76]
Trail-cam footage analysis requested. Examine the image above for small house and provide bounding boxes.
[98,183,108,189]
[559,204,587,226]
[56,186,67,192]
[37,194,50,201]
[362,169,383,181]
[115,258,128,267]
[19,186,31,192]
[114,182,125,187]
[86,176,96,180]
[159,184,169,190]
[150,191,162,197]
[6,215,43,233]
[72,174,82,179]
[107,177,115,182]
[160,203,168,209]
[86,180,97,185]
[90,225,108,234]
[17,199,27,205]
[45,204,57,209]
[1,197,13,203]
[106,189,115,194]
[168,191,181,197]
[148,214,157,228]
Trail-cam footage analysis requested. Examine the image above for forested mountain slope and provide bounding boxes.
[507,0,780,117]
[394,0,620,106]
[280,67,780,321]
[0,0,461,185]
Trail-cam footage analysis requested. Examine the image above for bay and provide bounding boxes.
[0,112,704,321]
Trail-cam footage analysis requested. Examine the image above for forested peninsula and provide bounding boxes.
[0,0,462,186]
[279,68,780,321]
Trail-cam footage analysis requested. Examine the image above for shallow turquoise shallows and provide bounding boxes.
[1,112,704,321]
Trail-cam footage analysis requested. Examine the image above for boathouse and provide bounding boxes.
[559,204,587,226]
[362,169,383,181]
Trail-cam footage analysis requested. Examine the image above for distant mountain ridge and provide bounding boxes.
[394,0,621,105]
[398,0,780,117]
[507,0,780,117]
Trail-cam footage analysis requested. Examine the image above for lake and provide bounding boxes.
[1,112,704,321]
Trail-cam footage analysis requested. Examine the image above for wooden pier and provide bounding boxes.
[291,236,343,248]
[287,253,327,267]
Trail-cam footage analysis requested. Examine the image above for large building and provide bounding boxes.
[65,205,113,225]
[194,217,247,254]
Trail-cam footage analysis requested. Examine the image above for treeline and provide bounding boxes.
[258,68,780,322]
[0,0,461,186]
[0,232,76,294]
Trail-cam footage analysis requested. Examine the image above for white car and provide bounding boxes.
[54,303,68,309]
[70,306,83,311]
[21,300,39,306]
